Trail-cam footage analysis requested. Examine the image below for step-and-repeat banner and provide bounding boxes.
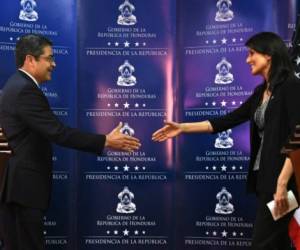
[0,0,77,249]
[176,0,297,249]
[0,0,298,249]
[77,1,176,249]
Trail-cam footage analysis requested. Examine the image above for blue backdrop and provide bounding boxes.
[0,0,298,249]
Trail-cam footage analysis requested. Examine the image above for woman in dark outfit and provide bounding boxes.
[152,32,300,250]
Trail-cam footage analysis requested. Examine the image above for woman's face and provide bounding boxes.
[246,48,271,78]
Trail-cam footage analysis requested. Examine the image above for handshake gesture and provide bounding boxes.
[106,120,195,152]
[106,119,212,152]
[1,120,209,154]
[106,120,192,152]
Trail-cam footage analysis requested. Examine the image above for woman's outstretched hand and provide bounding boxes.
[152,120,183,142]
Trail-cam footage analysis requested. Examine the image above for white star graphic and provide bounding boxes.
[142,103,146,107]
[124,102,130,108]
[205,40,209,44]
[212,101,216,106]
[10,37,13,41]
[221,100,227,107]
[212,231,217,236]
[115,42,119,47]
[221,38,227,44]
[232,101,236,105]
[123,229,129,236]
[232,38,236,43]
[295,56,300,65]
[107,103,111,107]
[142,166,146,170]
[295,72,300,79]
[43,231,47,235]
[107,230,110,235]
[124,41,130,47]
[114,103,119,108]
[135,166,139,171]
[232,231,237,236]
[142,231,146,235]
[124,165,130,171]
[134,230,139,235]
[240,38,243,42]
[205,102,208,106]
[221,164,227,171]
[143,42,146,46]
[205,166,209,170]
[107,166,111,170]
[114,230,118,235]
[206,231,209,235]
[212,166,217,170]
[221,230,228,237]
[239,166,243,170]
[135,103,139,108]
[232,165,236,170]
[135,42,139,47]
[240,232,244,236]
[114,166,119,171]
[107,42,111,46]
[213,40,217,44]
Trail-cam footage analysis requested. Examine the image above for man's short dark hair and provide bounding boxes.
[15,34,53,68]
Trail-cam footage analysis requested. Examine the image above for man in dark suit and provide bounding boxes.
[0,91,12,212]
[0,127,11,250]
[0,127,11,187]
[0,34,141,250]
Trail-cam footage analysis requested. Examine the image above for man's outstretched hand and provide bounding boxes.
[105,122,141,152]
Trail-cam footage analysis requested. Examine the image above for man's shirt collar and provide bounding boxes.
[18,69,40,88]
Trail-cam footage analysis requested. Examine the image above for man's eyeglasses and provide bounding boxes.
[38,55,55,63]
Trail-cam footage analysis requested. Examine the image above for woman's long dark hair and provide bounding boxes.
[245,32,293,91]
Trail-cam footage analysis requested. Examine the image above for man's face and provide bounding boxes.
[33,46,56,83]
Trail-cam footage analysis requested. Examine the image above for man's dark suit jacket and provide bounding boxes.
[0,71,106,210]
[0,90,11,192]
